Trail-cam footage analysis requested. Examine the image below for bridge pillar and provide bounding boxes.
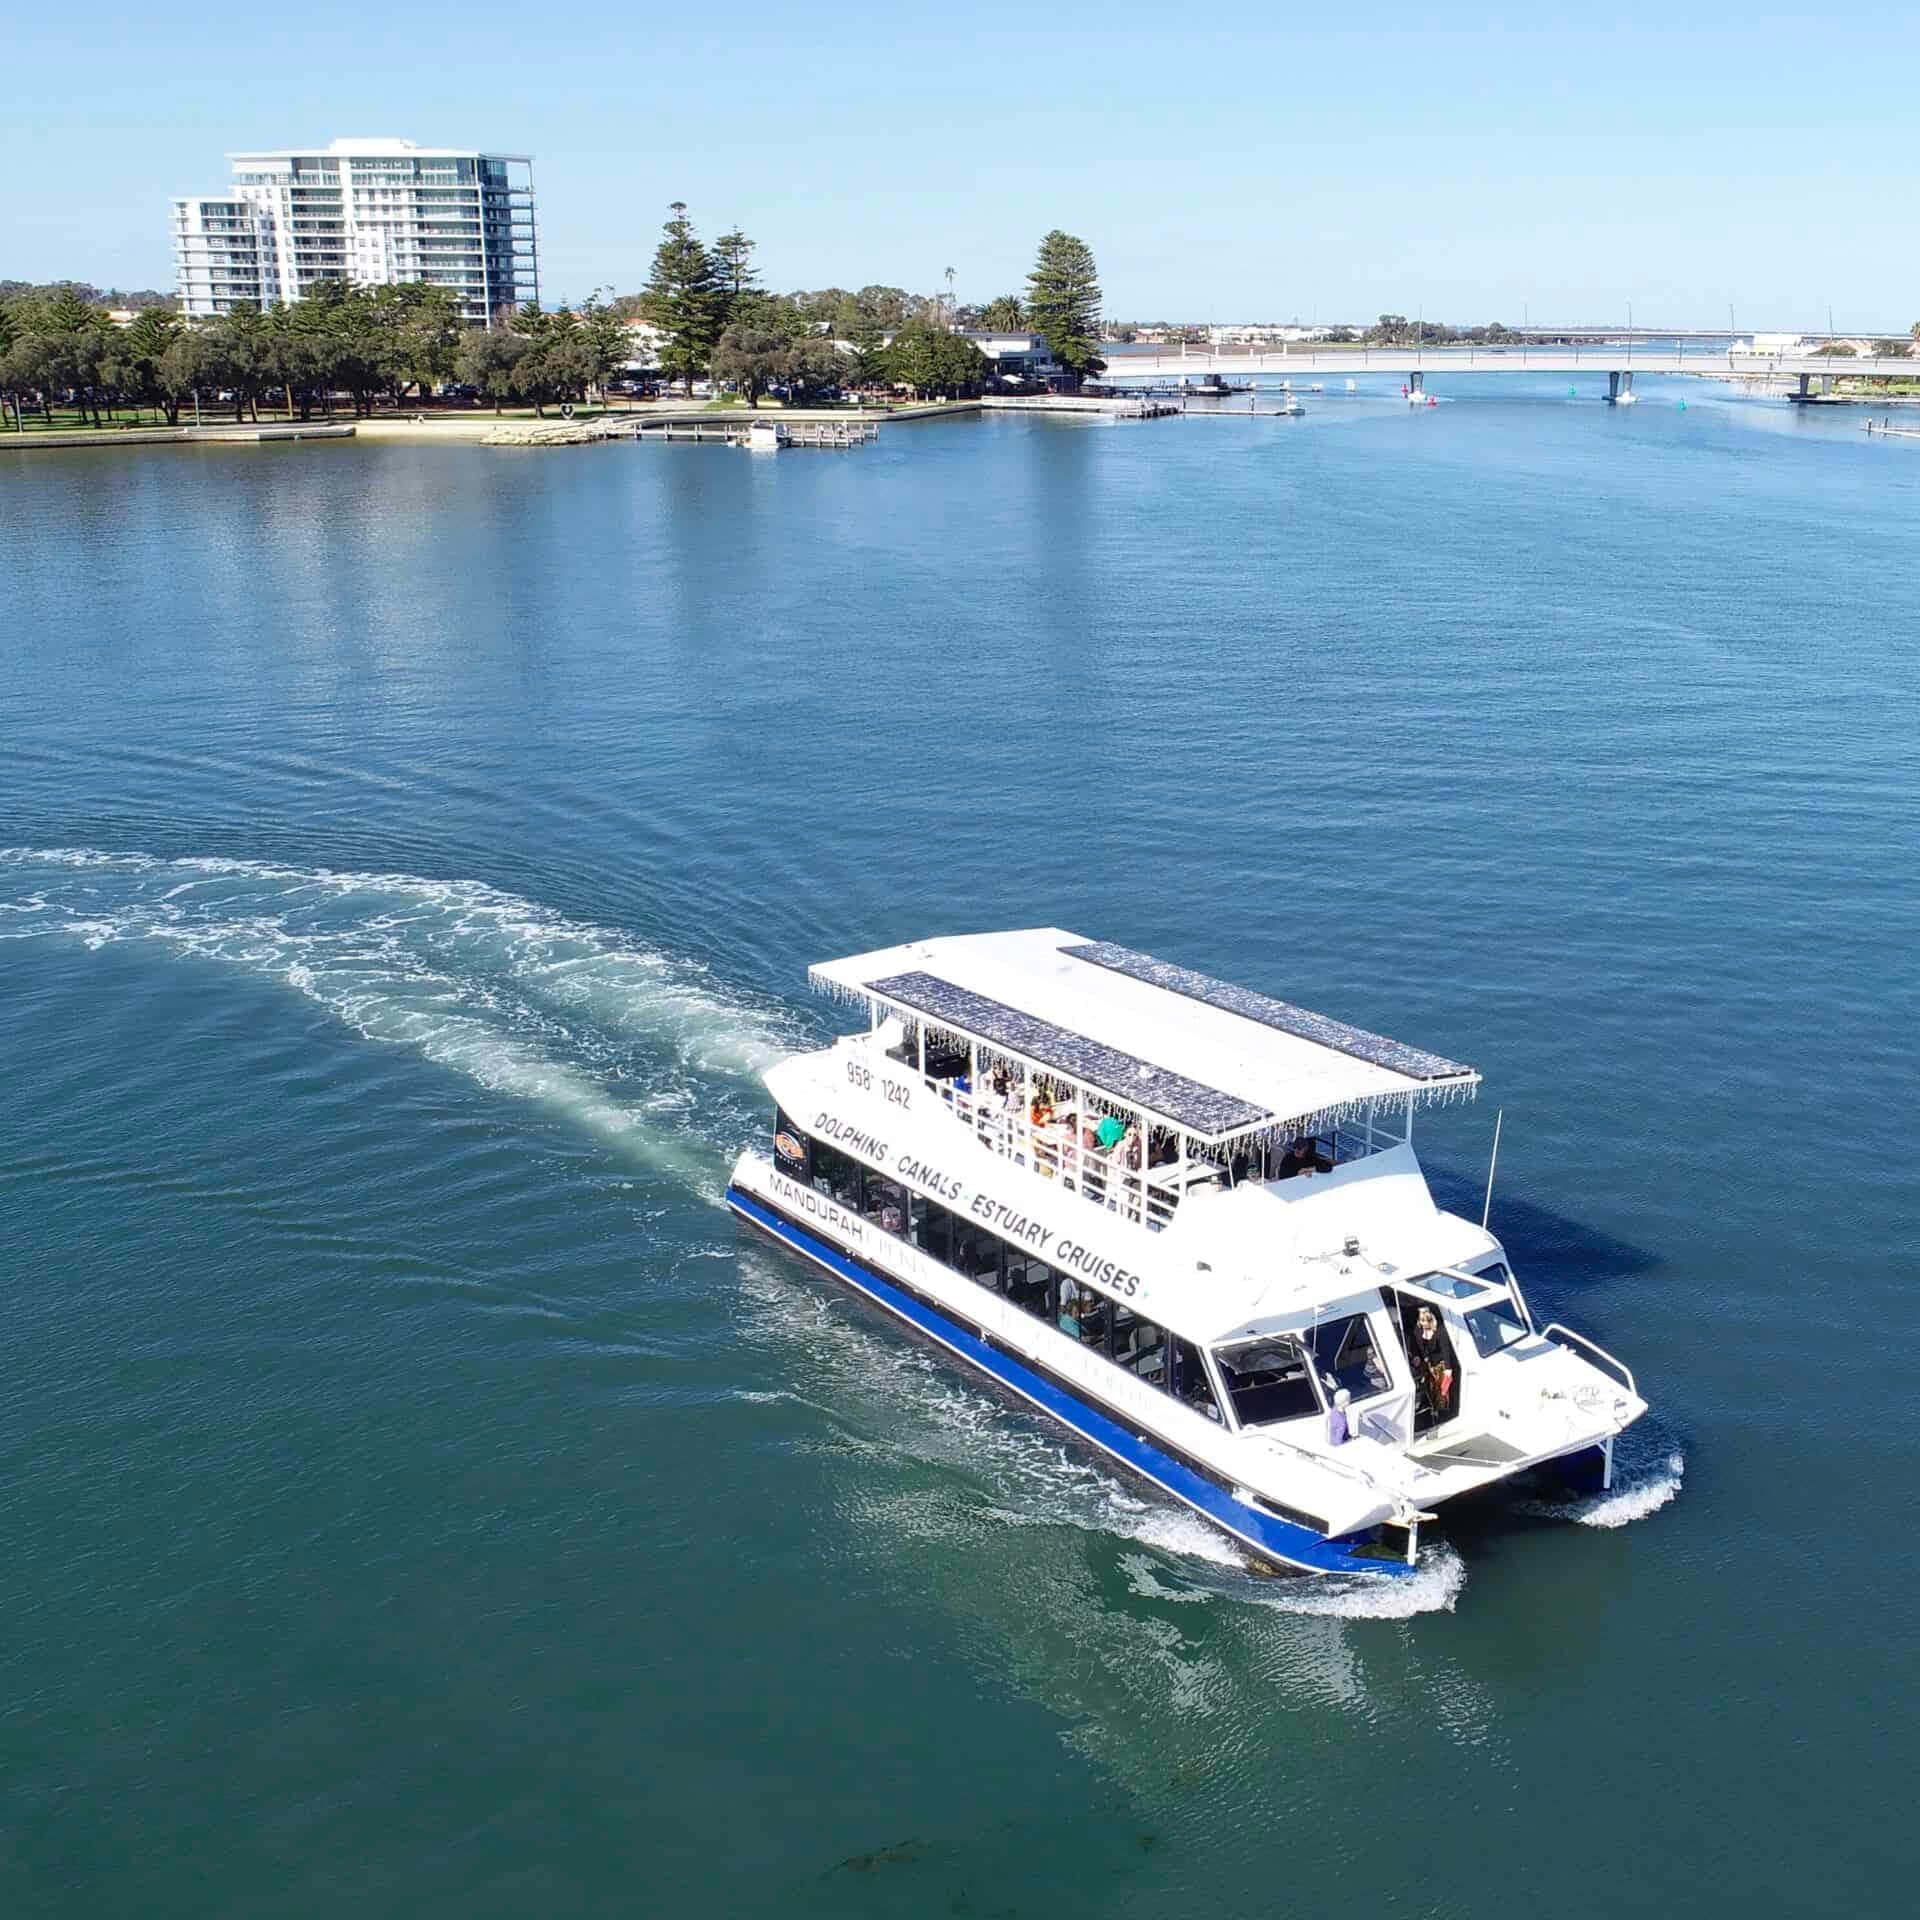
[1604,370,1634,406]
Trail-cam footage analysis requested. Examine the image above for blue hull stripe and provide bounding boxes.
[727,1184,1410,1579]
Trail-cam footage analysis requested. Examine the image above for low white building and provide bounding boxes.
[1208,323,1335,346]
[958,330,1060,381]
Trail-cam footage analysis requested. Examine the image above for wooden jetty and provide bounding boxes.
[624,418,879,449]
[978,395,1178,420]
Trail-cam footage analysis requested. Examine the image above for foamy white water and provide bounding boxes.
[1516,1446,1686,1530]
[0,846,798,1197]
[1566,1450,1685,1528]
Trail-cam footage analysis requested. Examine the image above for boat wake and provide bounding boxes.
[4,847,1520,1622]
[1516,1443,1685,1530]
[0,845,800,1199]
[1553,1449,1685,1529]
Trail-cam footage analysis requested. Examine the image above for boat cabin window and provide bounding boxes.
[769,1119,1195,1406]
[810,1138,862,1210]
[1056,1277,1107,1344]
[1305,1312,1392,1401]
[1462,1293,1530,1358]
[909,1193,954,1265]
[1170,1339,1221,1421]
[862,1169,908,1237]
[1003,1252,1053,1319]
[950,1220,1003,1288]
[1212,1336,1321,1428]
[1107,1305,1167,1387]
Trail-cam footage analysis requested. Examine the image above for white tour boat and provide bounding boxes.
[726,930,1646,1577]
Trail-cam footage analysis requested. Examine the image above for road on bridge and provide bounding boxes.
[1101,347,1913,381]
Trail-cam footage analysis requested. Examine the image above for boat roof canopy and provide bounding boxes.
[810,929,1479,1146]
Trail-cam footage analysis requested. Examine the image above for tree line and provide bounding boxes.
[629,207,1106,402]
[1,217,1108,424]
[0,281,635,426]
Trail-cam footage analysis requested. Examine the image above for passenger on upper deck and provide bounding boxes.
[1277,1136,1328,1180]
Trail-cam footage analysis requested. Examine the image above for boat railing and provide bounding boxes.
[1540,1322,1637,1397]
[1331,1116,1406,1168]
[928,1076,1184,1231]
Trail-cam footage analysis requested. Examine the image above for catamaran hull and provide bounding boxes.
[727,1182,1413,1579]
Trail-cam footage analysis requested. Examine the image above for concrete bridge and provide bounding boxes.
[1101,346,1914,402]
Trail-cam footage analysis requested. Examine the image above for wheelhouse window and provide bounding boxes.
[1305,1313,1392,1401]
[1411,1270,1490,1301]
[1213,1336,1321,1427]
[1463,1293,1530,1358]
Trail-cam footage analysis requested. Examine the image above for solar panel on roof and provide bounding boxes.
[1061,942,1474,1083]
[864,969,1269,1137]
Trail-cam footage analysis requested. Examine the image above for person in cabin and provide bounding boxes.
[1408,1304,1456,1425]
[1056,1278,1084,1338]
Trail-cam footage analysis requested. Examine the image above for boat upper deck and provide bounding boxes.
[811,928,1478,1148]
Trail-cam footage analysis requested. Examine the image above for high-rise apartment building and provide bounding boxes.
[171,138,538,325]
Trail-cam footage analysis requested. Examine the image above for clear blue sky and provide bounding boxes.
[7,4,1918,329]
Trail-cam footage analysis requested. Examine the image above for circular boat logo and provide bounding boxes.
[775,1130,805,1164]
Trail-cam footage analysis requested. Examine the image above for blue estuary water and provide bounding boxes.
[3,378,1916,1915]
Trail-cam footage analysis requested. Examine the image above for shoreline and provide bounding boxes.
[1,422,357,452]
